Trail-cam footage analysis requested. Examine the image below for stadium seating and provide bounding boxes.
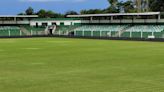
[20,25,45,35]
[74,25,128,31]
[0,26,20,36]
[123,25,164,38]
[54,26,78,35]
[72,25,164,38]
[0,26,46,36]
[0,24,164,38]
[23,25,45,32]
[126,25,164,32]
[74,25,128,37]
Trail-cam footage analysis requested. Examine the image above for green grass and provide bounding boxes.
[0,38,164,92]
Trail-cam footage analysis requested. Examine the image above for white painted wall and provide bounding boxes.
[30,20,81,26]
[29,19,164,26]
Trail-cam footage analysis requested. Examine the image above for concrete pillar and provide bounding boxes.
[111,16,113,21]
[141,31,143,38]
[130,31,132,38]
[14,17,16,21]
[74,30,76,36]
[82,30,85,36]
[158,15,161,20]
[100,31,102,37]
[90,17,93,23]
[91,30,93,37]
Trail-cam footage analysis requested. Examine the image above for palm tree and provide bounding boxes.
[134,0,149,12]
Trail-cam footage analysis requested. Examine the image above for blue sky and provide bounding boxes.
[0,0,112,14]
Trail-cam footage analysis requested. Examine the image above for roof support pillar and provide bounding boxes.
[158,14,161,20]
[90,17,93,22]
[14,17,17,23]
[111,16,113,21]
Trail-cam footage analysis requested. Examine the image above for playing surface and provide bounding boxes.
[0,38,164,92]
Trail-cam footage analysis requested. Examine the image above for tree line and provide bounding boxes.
[18,0,164,18]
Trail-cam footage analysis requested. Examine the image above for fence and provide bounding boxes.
[0,30,45,37]
[74,30,164,38]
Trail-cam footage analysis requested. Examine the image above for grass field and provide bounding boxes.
[0,38,164,92]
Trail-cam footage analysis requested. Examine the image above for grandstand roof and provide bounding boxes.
[67,12,160,17]
[0,15,38,18]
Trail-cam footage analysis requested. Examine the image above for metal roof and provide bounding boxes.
[67,12,160,17]
[0,15,38,18]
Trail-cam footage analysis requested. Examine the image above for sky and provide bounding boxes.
[0,0,112,15]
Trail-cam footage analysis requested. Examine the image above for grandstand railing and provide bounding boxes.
[0,21,30,24]
[81,19,164,24]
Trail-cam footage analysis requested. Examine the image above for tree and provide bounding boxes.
[65,11,78,15]
[37,9,46,18]
[54,13,64,18]
[106,0,119,13]
[123,0,135,13]
[108,0,118,7]
[18,12,25,15]
[37,9,64,18]
[46,10,55,18]
[149,0,164,12]
[25,7,34,15]
[104,7,119,13]
[133,0,149,12]
[80,9,103,14]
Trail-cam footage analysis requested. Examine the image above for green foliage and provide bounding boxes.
[104,6,119,13]
[108,0,118,7]
[105,0,119,13]
[65,11,78,15]
[123,1,136,13]
[18,0,164,17]
[80,9,104,14]
[25,7,34,15]
[17,12,25,15]
[19,7,64,18]
[37,9,64,18]
[37,9,47,18]
[149,0,164,12]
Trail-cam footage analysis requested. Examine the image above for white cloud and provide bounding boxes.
[20,0,86,2]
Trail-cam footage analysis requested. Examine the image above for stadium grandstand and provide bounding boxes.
[0,12,164,39]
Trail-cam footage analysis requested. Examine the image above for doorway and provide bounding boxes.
[49,29,53,35]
